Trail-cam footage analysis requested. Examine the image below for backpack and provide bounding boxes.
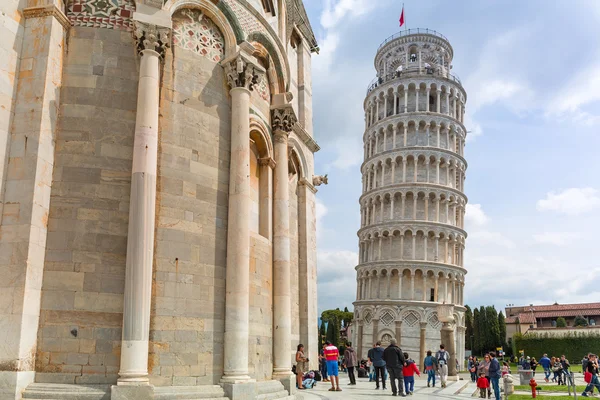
[314,370,322,381]
[436,350,448,365]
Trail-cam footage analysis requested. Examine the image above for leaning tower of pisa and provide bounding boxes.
[353,29,467,368]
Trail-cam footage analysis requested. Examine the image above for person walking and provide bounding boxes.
[560,355,570,385]
[539,353,551,382]
[423,350,438,388]
[489,351,501,400]
[552,357,563,385]
[582,353,600,397]
[531,357,538,377]
[477,354,491,399]
[367,344,376,382]
[370,341,387,390]
[383,338,406,397]
[343,342,358,385]
[402,352,420,395]
[324,341,341,392]
[295,344,309,390]
[436,344,450,388]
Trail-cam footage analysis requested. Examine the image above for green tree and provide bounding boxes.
[465,305,474,350]
[321,308,354,348]
[556,317,567,328]
[473,307,481,355]
[319,321,327,347]
[486,306,501,350]
[478,306,488,352]
[498,311,507,349]
[575,316,588,327]
[326,320,335,345]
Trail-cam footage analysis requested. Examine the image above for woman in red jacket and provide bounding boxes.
[402,352,421,395]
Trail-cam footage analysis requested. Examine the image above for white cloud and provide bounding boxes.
[465,203,489,227]
[545,64,600,125]
[326,137,364,170]
[532,232,580,246]
[317,250,359,312]
[536,187,600,215]
[316,197,329,241]
[468,230,515,249]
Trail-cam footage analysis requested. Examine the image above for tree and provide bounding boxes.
[486,306,501,350]
[478,306,488,352]
[556,317,567,328]
[326,320,335,346]
[473,307,481,355]
[465,305,474,350]
[498,311,507,349]
[319,321,327,347]
[321,308,354,348]
[575,316,588,327]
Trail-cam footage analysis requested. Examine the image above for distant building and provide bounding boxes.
[505,302,600,341]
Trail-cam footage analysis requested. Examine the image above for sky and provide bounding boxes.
[304,0,600,316]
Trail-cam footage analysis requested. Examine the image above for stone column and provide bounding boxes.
[258,158,275,240]
[419,322,428,369]
[372,319,380,343]
[426,88,431,112]
[220,47,266,391]
[437,91,441,113]
[357,322,364,359]
[395,321,403,346]
[391,162,396,184]
[415,88,419,112]
[117,22,170,393]
[442,323,457,377]
[271,97,298,391]
[404,91,408,113]
[0,4,68,397]
[410,271,415,300]
[393,93,398,116]
[392,126,397,148]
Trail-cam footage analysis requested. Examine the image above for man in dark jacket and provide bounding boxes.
[383,339,406,397]
[370,341,387,390]
[488,351,501,400]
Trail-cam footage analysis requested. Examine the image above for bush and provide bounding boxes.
[556,317,567,328]
[515,331,600,361]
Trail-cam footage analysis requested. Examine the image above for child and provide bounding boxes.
[477,372,490,398]
[502,361,510,377]
[402,352,421,395]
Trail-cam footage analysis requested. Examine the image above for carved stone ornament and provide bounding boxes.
[271,105,297,133]
[134,21,170,58]
[223,54,265,91]
[312,174,328,186]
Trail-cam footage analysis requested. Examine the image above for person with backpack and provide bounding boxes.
[423,350,438,387]
[436,344,450,388]
[370,341,387,390]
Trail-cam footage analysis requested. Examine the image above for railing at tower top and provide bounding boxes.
[366,66,462,95]
[377,29,449,51]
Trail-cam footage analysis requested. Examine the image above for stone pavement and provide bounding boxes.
[298,373,478,400]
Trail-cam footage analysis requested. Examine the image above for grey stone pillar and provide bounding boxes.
[419,322,427,370]
[271,95,298,393]
[116,22,170,393]
[372,319,380,343]
[441,322,457,376]
[357,322,364,359]
[220,46,265,389]
[395,321,402,347]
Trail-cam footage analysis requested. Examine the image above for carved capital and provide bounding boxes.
[271,105,297,133]
[258,157,276,169]
[134,21,170,59]
[223,52,265,91]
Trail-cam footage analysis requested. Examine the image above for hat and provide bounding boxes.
[526,356,531,360]
[390,339,397,345]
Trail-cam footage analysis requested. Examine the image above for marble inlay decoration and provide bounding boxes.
[67,0,135,31]
[172,9,225,62]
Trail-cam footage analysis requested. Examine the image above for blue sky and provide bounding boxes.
[304,0,600,315]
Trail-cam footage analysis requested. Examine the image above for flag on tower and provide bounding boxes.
[399,6,405,28]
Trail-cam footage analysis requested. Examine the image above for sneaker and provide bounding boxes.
[392,393,397,397]
[409,392,413,396]
[581,392,588,397]
[375,387,380,390]
[399,394,407,397]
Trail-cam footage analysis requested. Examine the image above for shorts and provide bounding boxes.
[326,360,339,377]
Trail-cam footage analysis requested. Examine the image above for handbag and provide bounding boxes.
[585,371,592,383]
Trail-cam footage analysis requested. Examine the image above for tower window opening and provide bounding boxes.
[430,288,435,302]
[410,53,417,63]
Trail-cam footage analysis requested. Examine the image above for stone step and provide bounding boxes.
[155,385,228,399]
[22,383,110,400]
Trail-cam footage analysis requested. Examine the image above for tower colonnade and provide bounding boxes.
[353,29,468,371]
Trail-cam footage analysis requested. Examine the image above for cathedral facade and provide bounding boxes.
[0,0,320,398]
[353,28,468,369]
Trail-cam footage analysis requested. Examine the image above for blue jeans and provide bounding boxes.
[544,368,551,380]
[427,369,436,386]
[585,374,600,394]
[491,376,500,400]
[404,376,415,393]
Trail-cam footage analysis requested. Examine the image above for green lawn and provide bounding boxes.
[514,384,586,392]
[509,396,575,400]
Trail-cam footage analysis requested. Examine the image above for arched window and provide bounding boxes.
[409,46,418,63]
[591,319,596,326]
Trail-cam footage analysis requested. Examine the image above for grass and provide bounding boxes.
[514,384,586,392]
[509,396,576,400]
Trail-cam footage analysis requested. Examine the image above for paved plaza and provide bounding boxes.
[299,373,478,399]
